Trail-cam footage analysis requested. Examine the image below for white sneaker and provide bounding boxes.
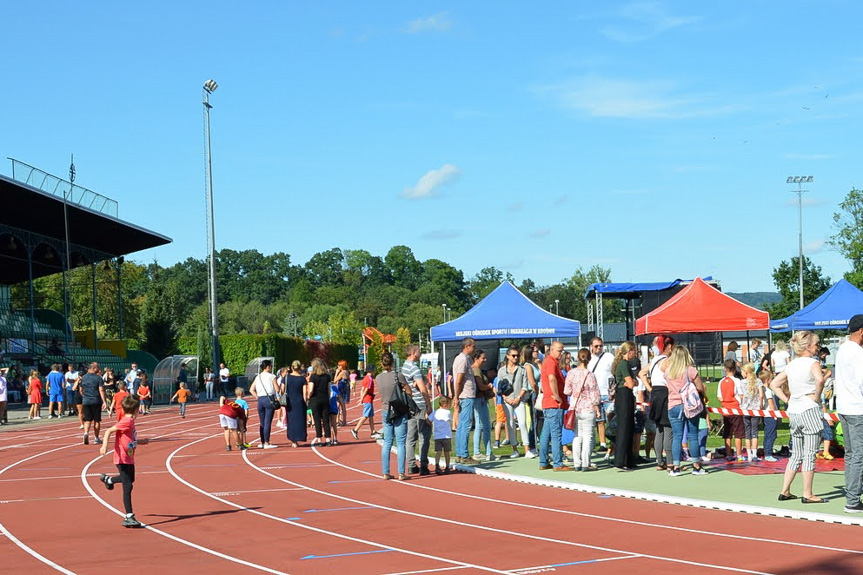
[525,450,538,459]
[764,455,778,462]
[701,455,711,463]
[33,416,42,420]
[263,444,278,450]
[509,451,520,459]
[472,454,487,461]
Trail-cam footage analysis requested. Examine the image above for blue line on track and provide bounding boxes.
[302,550,392,560]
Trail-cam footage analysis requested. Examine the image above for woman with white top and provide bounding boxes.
[249,359,279,449]
[645,336,674,470]
[770,331,827,503]
[772,340,791,374]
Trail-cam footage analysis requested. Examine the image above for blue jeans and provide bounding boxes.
[539,408,564,468]
[65,390,76,405]
[669,404,700,466]
[382,413,408,476]
[257,400,275,444]
[455,397,475,458]
[473,398,492,457]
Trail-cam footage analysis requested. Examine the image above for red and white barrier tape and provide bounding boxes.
[706,406,840,422]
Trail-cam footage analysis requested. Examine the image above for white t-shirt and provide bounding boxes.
[773,350,791,373]
[784,357,820,414]
[648,355,668,388]
[65,371,79,390]
[429,407,453,440]
[716,376,744,402]
[587,352,613,396]
[0,375,7,402]
[219,367,230,383]
[835,339,863,415]
[253,372,278,397]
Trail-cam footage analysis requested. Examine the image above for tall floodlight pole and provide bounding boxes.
[62,155,74,353]
[787,175,813,311]
[203,79,220,370]
[555,299,559,315]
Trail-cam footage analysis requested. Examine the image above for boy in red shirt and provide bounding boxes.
[219,393,246,451]
[112,381,130,421]
[170,382,192,419]
[137,375,151,415]
[99,394,147,528]
[350,367,378,440]
[718,359,745,461]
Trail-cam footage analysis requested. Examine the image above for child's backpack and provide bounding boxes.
[681,368,704,419]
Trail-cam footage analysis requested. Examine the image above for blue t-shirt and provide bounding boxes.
[234,398,249,412]
[47,371,65,395]
[493,377,504,406]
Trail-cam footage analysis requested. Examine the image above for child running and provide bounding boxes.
[99,394,147,528]
[112,381,130,421]
[137,375,152,415]
[170,382,191,419]
[429,396,453,474]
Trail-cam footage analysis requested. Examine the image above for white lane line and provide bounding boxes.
[1,495,93,504]
[298,447,771,575]
[320,444,863,557]
[381,566,471,575]
[81,454,287,575]
[166,435,512,574]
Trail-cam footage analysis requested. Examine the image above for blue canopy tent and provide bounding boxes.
[770,279,863,332]
[431,281,580,341]
[430,282,580,396]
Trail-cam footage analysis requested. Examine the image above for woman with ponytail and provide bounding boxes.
[611,341,638,470]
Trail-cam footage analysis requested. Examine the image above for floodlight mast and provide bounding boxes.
[786,175,813,311]
[203,79,220,371]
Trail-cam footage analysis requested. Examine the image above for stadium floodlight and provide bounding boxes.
[203,79,221,371]
[787,175,814,311]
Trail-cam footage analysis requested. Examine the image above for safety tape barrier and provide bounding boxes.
[706,406,840,422]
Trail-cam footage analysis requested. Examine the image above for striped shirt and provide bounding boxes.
[401,359,426,411]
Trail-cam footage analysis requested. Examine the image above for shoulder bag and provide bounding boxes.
[387,372,419,423]
[680,368,704,419]
[257,374,281,410]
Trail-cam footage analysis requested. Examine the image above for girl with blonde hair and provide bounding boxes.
[661,346,708,476]
[739,363,764,461]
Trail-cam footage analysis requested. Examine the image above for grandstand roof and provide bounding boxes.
[0,173,171,284]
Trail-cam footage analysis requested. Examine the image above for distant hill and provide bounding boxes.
[726,292,781,310]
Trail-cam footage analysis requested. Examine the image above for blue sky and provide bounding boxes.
[3,2,862,294]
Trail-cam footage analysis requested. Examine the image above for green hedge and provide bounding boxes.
[177,333,358,372]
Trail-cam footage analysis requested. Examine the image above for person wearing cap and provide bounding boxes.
[835,314,863,513]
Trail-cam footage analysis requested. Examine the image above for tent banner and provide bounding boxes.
[454,327,558,338]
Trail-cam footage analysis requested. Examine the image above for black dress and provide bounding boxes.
[285,374,308,443]
[613,358,637,469]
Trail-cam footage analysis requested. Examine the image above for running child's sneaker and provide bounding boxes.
[99,473,114,491]
[122,514,142,528]
[350,429,358,440]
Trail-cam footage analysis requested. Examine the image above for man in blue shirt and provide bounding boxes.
[47,364,65,418]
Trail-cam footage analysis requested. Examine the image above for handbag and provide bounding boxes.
[681,368,704,419]
[564,409,577,430]
[497,378,514,398]
[387,372,419,423]
[257,374,281,409]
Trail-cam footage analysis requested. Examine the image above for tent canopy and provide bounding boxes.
[635,278,769,335]
[585,277,714,298]
[770,279,863,332]
[430,281,580,341]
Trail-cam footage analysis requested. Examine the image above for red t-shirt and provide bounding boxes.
[137,384,151,400]
[541,356,568,410]
[719,376,741,410]
[113,391,130,421]
[361,375,375,404]
[218,399,241,418]
[113,416,137,465]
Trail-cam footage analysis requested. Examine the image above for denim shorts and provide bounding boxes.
[362,402,374,418]
[822,419,836,441]
[597,395,612,423]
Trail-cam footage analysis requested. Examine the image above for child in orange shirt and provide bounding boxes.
[112,381,130,421]
[99,394,148,528]
[718,359,745,461]
[137,375,151,415]
[170,382,191,419]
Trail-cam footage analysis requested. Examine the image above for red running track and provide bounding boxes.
[2,398,863,574]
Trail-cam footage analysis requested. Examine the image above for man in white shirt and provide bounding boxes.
[219,363,230,397]
[587,337,614,450]
[835,314,863,513]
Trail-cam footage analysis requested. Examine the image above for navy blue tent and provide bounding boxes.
[770,279,863,332]
[430,281,580,341]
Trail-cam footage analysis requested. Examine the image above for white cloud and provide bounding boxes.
[404,12,452,34]
[535,76,735,119]
[805,239,826,254]
[402,164,461,199]
[421,229,461,240]
[602,2,701,43]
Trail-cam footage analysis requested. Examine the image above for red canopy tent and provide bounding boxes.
[635,278,770,335]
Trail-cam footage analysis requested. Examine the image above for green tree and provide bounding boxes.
[140,270,178,360]
[766,256,832,320]
[469,266,514,301]
[366,331,384,370]
[566,265,623,323]
[385,245,423,291]
[831,188,863,287]
[394,326,411,358]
